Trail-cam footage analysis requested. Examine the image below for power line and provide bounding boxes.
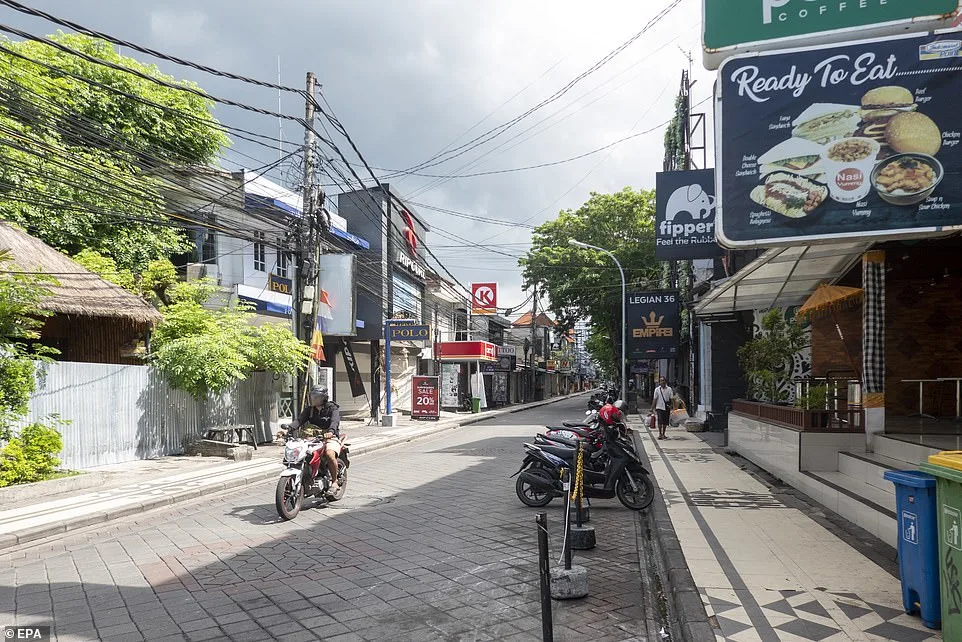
[392,0,684,176]
[0,0,307,94]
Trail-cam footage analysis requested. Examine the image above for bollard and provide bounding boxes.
[563,470,573,571]
[570,442,596,551]
[536,513,554,642]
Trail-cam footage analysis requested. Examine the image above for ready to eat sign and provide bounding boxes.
[703,0,960,69]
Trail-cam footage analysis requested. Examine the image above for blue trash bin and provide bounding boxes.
[883,469,941,629]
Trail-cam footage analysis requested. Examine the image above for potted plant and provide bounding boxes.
[737,309,807,405]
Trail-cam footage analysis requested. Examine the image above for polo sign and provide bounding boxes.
[471,283,498,315]
[703,0,960,69]
[386,322,430,341]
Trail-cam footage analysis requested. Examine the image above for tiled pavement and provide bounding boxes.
[0,397,660,641]
[641,422,941,642]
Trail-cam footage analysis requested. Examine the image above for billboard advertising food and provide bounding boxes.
[703,0,960,69]
[626,291,680,360]
[655,169,724,260]
[716,31,962,248]
[317,254,357,336]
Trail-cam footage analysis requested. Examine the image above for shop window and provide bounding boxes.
[275,248,289,278]
[253,231,266,272]
[392,273,422,320]
[201,230,217,264]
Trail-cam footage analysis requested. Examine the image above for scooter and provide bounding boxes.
[512,423,653,511]
[275,429,351,520]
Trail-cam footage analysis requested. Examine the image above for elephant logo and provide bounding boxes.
[659,183,716,239]
[664,184,715,223]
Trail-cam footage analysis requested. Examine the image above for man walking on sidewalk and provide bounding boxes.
[651,377,673,440]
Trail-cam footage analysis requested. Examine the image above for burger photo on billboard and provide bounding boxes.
[857,85,919,158]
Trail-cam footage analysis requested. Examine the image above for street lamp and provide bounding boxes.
[568,239,627,404]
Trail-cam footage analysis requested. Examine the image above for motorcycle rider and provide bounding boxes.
[291,386,342,494]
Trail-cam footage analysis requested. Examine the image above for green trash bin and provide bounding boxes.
[471,397,481,414]
[920,451,962,637]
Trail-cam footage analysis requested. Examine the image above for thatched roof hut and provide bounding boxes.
[0,222,162,363]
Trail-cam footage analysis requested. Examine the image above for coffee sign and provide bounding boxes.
[716,32,962,248]
[703,0,960,69]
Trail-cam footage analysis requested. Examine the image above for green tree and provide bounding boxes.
[0,249,53,431]
[74,249,178,305]
[0,33,229,271]
[520,187,660,374]
[151,281,310,398]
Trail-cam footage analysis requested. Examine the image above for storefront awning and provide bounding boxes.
[694,242,871,316]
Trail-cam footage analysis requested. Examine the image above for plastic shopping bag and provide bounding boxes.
[669,408,689,427]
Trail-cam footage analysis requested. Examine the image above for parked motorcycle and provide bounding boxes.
[275,429,351,520]
[512,414,653,511]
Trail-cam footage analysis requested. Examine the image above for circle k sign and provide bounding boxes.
[471,282,498,314]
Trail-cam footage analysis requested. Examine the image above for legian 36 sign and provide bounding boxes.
[703,0,961,69]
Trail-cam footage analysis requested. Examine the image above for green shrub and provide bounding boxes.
[0,419,64,487]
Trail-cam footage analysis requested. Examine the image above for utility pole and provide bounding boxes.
[292,71,316,414]
[529,284,538,402]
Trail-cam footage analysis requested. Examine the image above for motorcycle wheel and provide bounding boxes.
[615,470,654,510]
[330,460,348,501]
[515,468,554,507]
[275,476,303,520]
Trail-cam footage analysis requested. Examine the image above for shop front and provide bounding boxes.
[437,341,499,410]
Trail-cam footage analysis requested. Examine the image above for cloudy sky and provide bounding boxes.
[6,0,716,312]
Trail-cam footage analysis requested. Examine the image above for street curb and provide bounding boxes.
[631,421,716,642]
[1,392,590,551]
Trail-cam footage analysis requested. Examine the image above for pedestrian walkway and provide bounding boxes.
[0,392,586,551]
[637,422,941,642]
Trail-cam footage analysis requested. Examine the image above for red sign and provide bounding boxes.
[471,282,498,315]
[401,210,418,256]
[411,376,440,421]
[437,341,498,362]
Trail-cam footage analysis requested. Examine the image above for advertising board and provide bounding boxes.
[626,291,680,360]
[411,376,440,420]
[703,0,960,69]
[317,254,357,336]
[655,169,723,260]
[717,31,962,248]
[441,364,460,407]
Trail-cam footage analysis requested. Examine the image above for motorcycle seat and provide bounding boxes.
[562,421,591,429]
[536,434,580,449]
[535,444,577,461]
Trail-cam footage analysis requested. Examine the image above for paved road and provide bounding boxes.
[1,398,661,642]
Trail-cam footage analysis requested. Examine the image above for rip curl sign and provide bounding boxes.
[655,169,724,260]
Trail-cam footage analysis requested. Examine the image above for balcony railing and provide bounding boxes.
[732,399,864,432]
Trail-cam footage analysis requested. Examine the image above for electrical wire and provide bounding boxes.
[388,0,684,176]
[0,0,308,94]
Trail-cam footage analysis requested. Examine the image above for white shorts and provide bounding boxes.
[324,437,342,457]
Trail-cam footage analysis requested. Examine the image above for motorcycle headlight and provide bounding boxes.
[284,446,300,462]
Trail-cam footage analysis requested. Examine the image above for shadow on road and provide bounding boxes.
[2,429,653,641]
